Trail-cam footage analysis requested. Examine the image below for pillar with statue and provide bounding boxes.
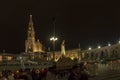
[61,40,66,57]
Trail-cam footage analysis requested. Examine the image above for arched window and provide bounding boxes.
[85,52,89,59]
[114,47,119,58]
[100,51,104,58]
[90,52,94,59]
[105,49,108,58]
[94,53,98,59]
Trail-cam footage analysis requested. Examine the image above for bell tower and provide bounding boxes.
[25,15,35,53]
[25,15,43,53]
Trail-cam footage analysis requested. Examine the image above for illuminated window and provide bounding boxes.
[7,56,12,61]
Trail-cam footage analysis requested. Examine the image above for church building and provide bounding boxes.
[25,15,44,53]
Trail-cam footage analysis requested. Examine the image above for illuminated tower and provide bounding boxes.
[25,15,43,53]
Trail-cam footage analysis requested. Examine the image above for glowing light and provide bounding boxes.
[88,47,92,50]
[108,43,111,46]
[70,56,74,60]
[98,46,101,49]
[55,58,59,62]
[7,56,12,61]
[119,41,120,44]
[19,56,22,60]
[0,56,2,61]
[50,36,58,41]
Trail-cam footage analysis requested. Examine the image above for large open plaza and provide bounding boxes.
[0,0,120,80]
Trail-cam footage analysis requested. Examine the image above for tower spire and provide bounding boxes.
[25,15,43,53]
[28,14,34,29]
[28,14,35,36]
[25,14,35,52]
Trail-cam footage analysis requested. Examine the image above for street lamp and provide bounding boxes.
[119,40,120,44]
[50,36,58,61]
[88,47,92,50]
[108,43,111,46]
[98,45,101,49]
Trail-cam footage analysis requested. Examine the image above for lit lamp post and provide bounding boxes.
[98,45,101,49]
[88,47,92,50]
[108,43,111,46]
[119,40,120,44]
[50,36,58,61]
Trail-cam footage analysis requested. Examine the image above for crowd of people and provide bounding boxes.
[0,68,48,80]
[1,60,119,80]
[0,62,96,80]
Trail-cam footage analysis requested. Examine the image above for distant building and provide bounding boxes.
[25,15,44,53]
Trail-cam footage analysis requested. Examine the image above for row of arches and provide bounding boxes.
[84,46,120,61]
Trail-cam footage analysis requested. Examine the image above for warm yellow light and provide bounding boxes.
[7,56,12,60]
[0,56,2,61]
[70,56,74,60]
[54,58,59,62]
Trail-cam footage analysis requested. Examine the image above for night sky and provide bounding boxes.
[0,0,120,53]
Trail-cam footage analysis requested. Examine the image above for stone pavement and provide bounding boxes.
[89,70,120,80]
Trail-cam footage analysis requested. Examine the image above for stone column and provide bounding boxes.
[61,40,66,56]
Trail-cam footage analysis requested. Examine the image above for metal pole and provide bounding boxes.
[53,41,55,61]
[50,36,57,61]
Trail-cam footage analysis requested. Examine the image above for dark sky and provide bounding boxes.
[0,0,120,53]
